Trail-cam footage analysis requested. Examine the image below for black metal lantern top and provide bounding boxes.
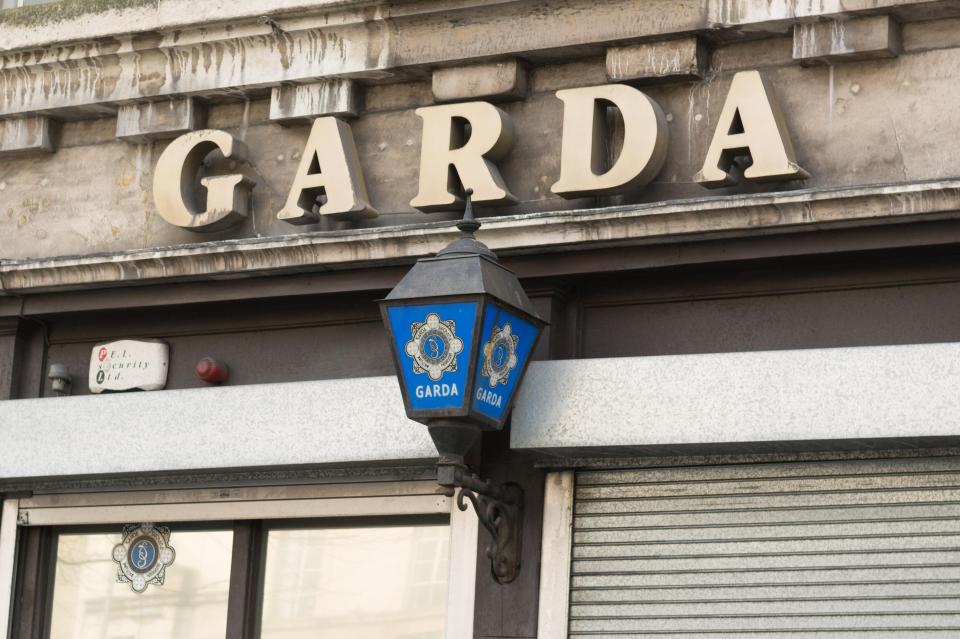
[383,194,540,316]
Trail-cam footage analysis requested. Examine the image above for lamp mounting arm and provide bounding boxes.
[438,463,523,584]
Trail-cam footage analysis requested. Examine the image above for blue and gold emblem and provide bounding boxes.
[112,523,176,593]
[405,312,464,381]
[481,323,519,387]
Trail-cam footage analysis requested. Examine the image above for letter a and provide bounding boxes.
[552,84,668,198]
[278,117,377,224]
[410,101,517,212]
[695,70,808,188]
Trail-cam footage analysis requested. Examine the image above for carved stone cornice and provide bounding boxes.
[0,0,951,121]
[3,180,959,294]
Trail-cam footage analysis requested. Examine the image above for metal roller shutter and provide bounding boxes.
[570,457,960,638]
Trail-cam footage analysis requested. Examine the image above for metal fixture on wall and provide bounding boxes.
[47,363,71,396]
[380,190,546,583]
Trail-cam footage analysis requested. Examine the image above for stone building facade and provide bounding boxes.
[2,1,960,637]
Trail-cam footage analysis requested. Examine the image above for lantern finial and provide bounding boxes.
[437,187,497,260]
[457,188,481,237]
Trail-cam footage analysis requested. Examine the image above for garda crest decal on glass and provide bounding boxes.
[405,313,465,380]
[472,304,538,422]
[388,302,478,411]
[112,523,176,594]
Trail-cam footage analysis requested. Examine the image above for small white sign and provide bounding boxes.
[89,340,169,393]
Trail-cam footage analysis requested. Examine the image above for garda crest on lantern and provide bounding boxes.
[380,190,546,434]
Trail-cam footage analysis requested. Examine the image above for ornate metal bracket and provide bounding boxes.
[438,464,524,584]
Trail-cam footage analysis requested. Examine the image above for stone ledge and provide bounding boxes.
[512,343,960,454]
[2,180,959,294]
[2,344,958,480]
[0,375,435,480]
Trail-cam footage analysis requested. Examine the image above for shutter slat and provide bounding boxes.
[570,632,960,638]
[576,473,960,500]
[571,581,960,601]
[574,489,960,514]
[572,566,960,589]
[573,536,960,558]
[568,612,960,632]
[575,518,960,543]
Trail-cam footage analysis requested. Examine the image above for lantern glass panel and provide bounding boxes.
[386,301,479,412]
[470,303,540,423]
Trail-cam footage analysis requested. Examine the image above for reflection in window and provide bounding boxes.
[2,0,61,8]
[261,525,449,639]
[48,530,233,639]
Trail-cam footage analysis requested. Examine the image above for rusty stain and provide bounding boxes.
[276,34,291,70]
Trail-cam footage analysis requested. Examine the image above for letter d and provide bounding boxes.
[552,84,668,199]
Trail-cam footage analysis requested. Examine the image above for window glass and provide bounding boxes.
[2,0,61,7]
[261,525,449,639]
[48,530,233,639]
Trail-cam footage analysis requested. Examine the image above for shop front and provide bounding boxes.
[2,1,960,637]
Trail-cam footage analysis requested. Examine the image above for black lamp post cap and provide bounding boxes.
[437,188,498,261]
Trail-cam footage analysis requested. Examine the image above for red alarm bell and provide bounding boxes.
[196,357,229,384]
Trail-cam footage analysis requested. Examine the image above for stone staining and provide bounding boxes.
[410,101,518,212]
[116,98,205,144]
[0,116,56,157]
[269,79,361,124]
[606,37,708,84]
[793,15,902,65]
[552,84,669,199]
[695,70,808,188]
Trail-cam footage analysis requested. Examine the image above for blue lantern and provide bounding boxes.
[380,192,546,437]
[379,190,546,584]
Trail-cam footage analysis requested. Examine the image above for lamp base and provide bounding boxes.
[427,419,481,468]
[426,419,523,584]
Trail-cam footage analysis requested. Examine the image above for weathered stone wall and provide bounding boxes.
[0,0,959,264]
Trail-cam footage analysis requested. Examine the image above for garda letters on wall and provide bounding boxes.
[152,70,807,232]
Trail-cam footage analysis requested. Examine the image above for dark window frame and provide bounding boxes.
[12,514,450,639]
